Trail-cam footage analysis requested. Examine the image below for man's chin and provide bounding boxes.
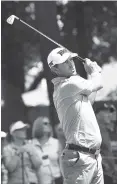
[72,71,77,75]
[19,137,27,140]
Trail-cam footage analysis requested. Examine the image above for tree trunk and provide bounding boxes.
[35,1,61,129]
[1,1,27,131]
[63,1,93,78]
[76,2,93,78]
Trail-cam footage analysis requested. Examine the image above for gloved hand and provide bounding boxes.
[83,58,102,75]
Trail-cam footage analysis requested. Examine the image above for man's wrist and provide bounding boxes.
[88,71,101,79]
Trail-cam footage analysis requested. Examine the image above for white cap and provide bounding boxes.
[1,131,7,138]
[47,47,78,68]
[10,121,29,134]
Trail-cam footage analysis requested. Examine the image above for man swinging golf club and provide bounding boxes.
[47,47,104,184]
[6,15,85,63]
[6,15,104,184]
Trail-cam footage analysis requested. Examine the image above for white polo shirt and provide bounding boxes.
[52,75,102,149]
[32,137,61,180]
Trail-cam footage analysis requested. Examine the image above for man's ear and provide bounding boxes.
[51,66,60,75]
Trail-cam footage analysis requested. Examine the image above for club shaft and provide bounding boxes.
[20,19,85,63]
[20,19,63,47]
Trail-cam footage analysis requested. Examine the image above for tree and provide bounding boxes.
[35,1,62,128]
[58,1,117,66]
[1,1,28,131]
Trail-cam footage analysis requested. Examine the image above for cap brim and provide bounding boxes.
[21,124,30,129]
[16,124,30,131]
[10,124,30,134]
[71,53,78,58]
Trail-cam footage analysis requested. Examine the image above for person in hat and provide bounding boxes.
[47,47,104,184]
[32,116,63,184]
[1,131,8,184]
[3,121,42,184]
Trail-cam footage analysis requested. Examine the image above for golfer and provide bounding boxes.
[47,47,104,184]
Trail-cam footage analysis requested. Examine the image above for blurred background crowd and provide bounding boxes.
[1,1,117,184]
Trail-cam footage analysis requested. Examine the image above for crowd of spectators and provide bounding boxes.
[1,103,117,184]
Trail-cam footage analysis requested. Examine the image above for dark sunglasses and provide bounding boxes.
[109,106,116,113]
[43,122,50,125]
[104,103,116,113]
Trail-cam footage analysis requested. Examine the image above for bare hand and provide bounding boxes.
[16,145,27,155]
[23,143,33,153]
[83,58,102,75]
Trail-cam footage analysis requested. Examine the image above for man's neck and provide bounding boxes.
[59,72,78,78]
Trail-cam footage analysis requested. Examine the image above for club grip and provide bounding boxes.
[76,55,85,63]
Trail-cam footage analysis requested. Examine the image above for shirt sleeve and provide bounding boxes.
[24,143,42,170]
[68,73,103,96]
[3,145,21,172]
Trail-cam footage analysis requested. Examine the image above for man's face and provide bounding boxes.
[13,128,27,140]
[56,58,77,77]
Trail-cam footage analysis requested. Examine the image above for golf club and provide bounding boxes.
[6,15,85,63]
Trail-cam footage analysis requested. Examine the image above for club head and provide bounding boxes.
[6,15,19,25]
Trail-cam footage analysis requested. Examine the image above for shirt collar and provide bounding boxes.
[32,137,52,147]
[32,138,41,146]
[46,137,52,145]
[51,77,66,86]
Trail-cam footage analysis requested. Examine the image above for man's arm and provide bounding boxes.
[87,74,98,104]
[68,59,103,96]
[88,92,97,105]
[87,61,103,104]
[83,59,103,95]
[3,146,21,172]
[69,72,103,96]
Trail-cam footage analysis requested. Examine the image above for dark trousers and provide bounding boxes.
[54,176,63,184]
[104,175,113,184]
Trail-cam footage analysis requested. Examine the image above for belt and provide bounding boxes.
[66,144,100,155]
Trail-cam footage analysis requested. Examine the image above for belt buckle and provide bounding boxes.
[89,148,94,154]
[65,144,69,149]
[95,149,100,157]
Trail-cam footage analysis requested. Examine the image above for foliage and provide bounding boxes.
[1,1,117,129]
[107,88,117,101]
[57,1,117,66]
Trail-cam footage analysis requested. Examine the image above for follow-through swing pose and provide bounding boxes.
[47,47,104,184]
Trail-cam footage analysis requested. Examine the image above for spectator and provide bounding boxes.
[32,116,63,184]
[3,121,42,184]
[1,131,8,184]
[96,103,117,184]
